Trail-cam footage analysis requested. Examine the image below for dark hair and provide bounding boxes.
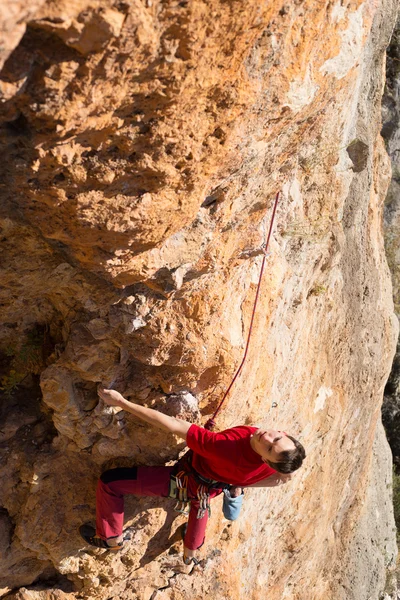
[266,435,306,474]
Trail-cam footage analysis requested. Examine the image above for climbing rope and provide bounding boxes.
[170,191,280,515]
[204,191,280,431]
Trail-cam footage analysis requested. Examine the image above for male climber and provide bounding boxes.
[80,387,306,564]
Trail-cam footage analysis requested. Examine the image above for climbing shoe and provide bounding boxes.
[183,554,200,566]
[79,524,123,551]
[180,523,201,566]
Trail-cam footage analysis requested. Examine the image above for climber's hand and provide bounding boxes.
[98,387,126,407]
[229,486,243,498]
[97,388,191,439]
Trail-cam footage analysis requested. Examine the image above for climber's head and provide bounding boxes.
[251,429,306,474]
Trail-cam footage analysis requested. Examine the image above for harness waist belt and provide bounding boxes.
[174,450,230,490]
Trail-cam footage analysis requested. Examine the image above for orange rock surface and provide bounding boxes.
[0,1,398,599]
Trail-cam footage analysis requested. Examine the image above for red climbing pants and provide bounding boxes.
[96,466,223,550]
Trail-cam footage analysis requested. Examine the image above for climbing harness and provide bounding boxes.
[170,449,230,518]
[171,192,280,519]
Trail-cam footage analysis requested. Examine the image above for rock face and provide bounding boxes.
[0,1,398,599]
[382,17,400,476]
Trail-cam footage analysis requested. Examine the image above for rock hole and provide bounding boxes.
[212,126,226,142]
[115,2,131,12]
[201,195,217,207]
[82,149,97,158]
[0,506,15,550]
[138,122,151,135]
[5,113,30,136]
[0,324,61,445]
[27,178,40,189]
[107,145,120,155]
[52,172,66,183]
[346,139,369,172]
[201,187,226,208]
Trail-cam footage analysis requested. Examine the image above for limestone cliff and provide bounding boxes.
[383,16,400,474]
[0,1,398,599]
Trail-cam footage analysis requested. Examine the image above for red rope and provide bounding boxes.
[205,191,280,430]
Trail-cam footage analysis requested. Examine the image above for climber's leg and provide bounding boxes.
[95,466,173,542]
[183,498,208,551]
[182,488,223,563]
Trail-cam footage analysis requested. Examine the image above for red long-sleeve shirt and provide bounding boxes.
[186,424,276,486]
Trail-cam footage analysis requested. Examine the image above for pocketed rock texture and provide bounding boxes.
[0,1,399,599]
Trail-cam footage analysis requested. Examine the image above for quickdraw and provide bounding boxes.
[173,469,190,515]
[196,484,211,519]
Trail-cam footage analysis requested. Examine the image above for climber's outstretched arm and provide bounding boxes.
[245,473,293,488]
[98,388,191,440]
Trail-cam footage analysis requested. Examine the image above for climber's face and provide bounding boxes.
[253,429,295,463]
